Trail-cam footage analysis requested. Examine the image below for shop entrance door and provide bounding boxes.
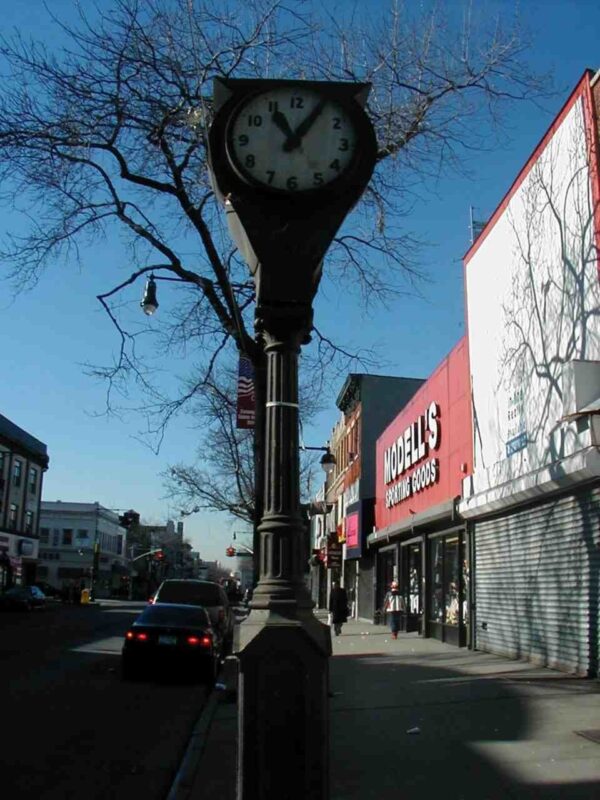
[376,547,396,623]
[428,529,467,647]
[401,539,423,632]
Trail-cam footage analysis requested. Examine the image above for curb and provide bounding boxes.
[166,688,221,800]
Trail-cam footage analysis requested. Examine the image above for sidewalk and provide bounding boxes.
[169,616,600,800]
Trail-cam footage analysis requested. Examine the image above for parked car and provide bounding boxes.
[32,581,61,599]
[121,603,221,682]
[0,585,47,611]
[151,579,235,653]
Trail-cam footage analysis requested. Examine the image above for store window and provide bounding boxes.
[444,536,460,626]
[430,534,460,626]
[431,538,444,622]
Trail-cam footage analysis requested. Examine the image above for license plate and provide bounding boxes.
[158,635,177,646]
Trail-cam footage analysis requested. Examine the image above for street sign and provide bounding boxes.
[326,542,342,570]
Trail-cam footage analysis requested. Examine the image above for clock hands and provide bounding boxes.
[270,99,328,153]
[271,108,301,151]
[283,99,327,152]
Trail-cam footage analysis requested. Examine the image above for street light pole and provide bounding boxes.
[235,304,331,799]
[89,502,100,601]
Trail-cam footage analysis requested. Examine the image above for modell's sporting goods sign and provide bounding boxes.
[383,402,440,508]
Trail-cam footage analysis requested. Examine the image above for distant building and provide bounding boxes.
[0,414,49,590]
[39,501,128,597]
[312,374,424,620]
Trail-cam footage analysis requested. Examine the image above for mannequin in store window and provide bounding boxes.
[383,580,405,639]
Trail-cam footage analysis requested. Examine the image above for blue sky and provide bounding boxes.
[1,0,599,562]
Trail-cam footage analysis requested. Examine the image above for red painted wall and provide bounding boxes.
[375,337,472,530]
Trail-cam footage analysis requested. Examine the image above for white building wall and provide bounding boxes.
[462,89,600,515]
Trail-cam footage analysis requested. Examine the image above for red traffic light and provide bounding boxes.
[226,546,236,557]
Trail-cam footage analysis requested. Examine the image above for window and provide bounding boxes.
[76,529,89,540]
[40,528,49,544]
[52,529,60,547]
[13,460,22,488]
[62,529,73,546]
[29,468,37,494]
[0,451,5,480]
[9,504,18,530]
[25,511,34,534]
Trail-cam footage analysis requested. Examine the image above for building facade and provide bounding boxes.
[39,501,128,598]
[369,338,473,646]
[318,374,424,621]
[0,415,49,590]
[459,70,600,676]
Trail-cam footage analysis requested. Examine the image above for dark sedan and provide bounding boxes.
[121,603,221,683]
[0,585,47,611]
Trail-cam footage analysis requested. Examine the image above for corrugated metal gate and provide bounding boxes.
[474,484,600,676]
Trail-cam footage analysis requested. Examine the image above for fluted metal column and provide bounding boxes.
[235,304,331,800]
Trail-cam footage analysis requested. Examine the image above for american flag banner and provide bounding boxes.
[236,354,255,429]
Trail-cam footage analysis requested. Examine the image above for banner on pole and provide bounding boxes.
[236,354,255,429]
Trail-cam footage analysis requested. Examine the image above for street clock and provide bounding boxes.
[207,78,377,307]
[226,86,359,192]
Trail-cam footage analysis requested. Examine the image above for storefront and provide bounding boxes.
[369,338,473,646]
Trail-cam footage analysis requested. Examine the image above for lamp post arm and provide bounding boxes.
[131,548,164,562]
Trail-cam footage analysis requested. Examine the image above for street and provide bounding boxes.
[1,599,210,800]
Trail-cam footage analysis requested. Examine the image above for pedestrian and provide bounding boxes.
[328,580,349,637]
[383,580,405,639]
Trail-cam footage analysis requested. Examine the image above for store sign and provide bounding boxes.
[326,542,343,570]
[19,540,34,557]
[383,402,441,508]
[345,512,359,549]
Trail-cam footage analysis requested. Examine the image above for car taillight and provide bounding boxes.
[126,631,134,640]
[186,635,211,647]
[136,632,148,641]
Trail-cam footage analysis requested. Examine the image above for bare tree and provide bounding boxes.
[163,366,330,524]
[0,0,549,528]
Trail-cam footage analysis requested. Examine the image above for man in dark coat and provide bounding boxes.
[328,580,349,636]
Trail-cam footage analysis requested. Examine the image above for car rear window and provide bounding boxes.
[137,605,210,626]
[156,582,223,606]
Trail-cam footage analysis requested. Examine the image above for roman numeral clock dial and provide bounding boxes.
[227,87,358,192]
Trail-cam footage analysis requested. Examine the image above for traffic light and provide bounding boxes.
[226,546,236,557]
[119,509,140,529]
[153,549,165,561]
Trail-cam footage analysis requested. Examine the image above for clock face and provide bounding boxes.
[227,87,358,192]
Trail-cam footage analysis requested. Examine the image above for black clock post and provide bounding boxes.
[207,78,377,800]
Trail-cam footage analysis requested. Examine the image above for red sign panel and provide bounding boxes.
[375,337,472,530]
[345,512,359,549]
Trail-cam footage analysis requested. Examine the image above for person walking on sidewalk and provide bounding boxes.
[328,581,349,636]
[383,580,405,639]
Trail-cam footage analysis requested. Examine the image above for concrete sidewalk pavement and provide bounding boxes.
[169,617,600,799]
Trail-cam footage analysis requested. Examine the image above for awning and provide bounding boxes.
[367,498,459,548]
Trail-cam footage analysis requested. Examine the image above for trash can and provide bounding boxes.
[80,588,90,604]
